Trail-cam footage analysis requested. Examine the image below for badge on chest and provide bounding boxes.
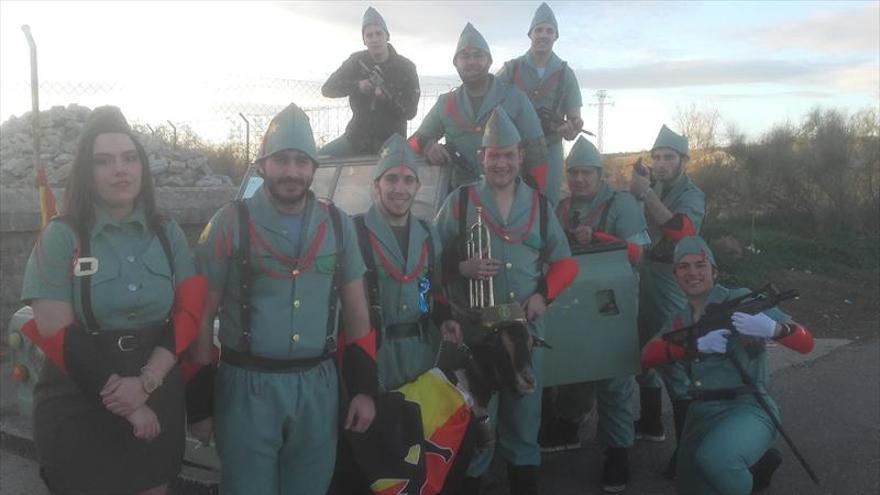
[73,257,99,276]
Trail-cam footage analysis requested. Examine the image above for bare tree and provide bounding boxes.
[675,102,721,151]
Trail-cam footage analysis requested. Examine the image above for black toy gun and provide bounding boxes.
[358,60,406,113]
[631,157,655,183]
[535,107,595,138]
[662,284,799,350]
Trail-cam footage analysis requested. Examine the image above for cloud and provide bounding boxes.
[749,4,879,54]
[574,59,857,90]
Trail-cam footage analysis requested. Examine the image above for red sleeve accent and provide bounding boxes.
[641,339,686,368]
[591,231,620,244]
[529,163,548,193]
[626,243,642,265]
[173,275,209,355]
[20,319,67,372]
[407,135,423,155]
[181,346,219,384]
[544,258,579,301]
[775,323,814,354]
[661,213,697,242]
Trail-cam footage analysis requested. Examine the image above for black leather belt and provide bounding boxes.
[691,386,751,401]
[385,322,422,340]
[94,325,166,353]
[220,346,331,372]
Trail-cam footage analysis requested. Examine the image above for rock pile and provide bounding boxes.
[1,104,234,188]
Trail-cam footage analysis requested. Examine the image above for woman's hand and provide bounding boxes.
[126,405,161,441]
[101,375,149,417]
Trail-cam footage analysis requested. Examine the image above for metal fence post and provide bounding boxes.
[166,120,177,149]
[239,112,250,165]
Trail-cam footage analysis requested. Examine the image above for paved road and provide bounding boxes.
[2,339,878,495]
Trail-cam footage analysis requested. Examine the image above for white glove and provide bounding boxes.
[697,329,731,354]
[731,312,778,339]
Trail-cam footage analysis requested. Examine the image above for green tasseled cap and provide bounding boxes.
[652,124,689,157]
[454,22,491,63]
[673,236,716,267]
[372,134,420,180]
[362,7,389,38]
[529,2,558,36]
[482,107,521,149]
[565,135,602,170]
[256,103,318,164]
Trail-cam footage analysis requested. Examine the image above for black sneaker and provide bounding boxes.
[602,447,630,493]
[540,418,581,453]
[750,448,782,493]
[633,418,666,442]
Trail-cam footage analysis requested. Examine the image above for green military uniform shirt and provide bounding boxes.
[435,177,571,338]
[361,205,443,390]
[558,182,650,246]
[22,204,195,330]
[497,52,581,145]
[196,187,365,359]
[412,76,548,191]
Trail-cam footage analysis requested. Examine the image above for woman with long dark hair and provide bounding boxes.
[20,106,208,495]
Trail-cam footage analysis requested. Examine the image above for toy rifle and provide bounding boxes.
[358,59,406,114]
[661,284,799,349]
[661,284,820,485]
[535,107,595,138]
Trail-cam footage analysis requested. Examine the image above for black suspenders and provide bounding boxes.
[73,218,175,334]
[234,200,343,356]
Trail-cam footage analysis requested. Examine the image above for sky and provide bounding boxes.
[1,0,877,153]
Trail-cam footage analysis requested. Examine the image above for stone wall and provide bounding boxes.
[0,187,237,342]
[1,104,234,189]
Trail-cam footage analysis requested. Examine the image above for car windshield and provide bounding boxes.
[237,156,445,220]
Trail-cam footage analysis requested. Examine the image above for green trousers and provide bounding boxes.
[556,375,636,448]
[467,348,546,475]
[215,360,338,495]
[676,397,778,495]
[378,333,436,392]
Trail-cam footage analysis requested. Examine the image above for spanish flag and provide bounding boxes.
[35,165,57,227]
[348,368,473,495]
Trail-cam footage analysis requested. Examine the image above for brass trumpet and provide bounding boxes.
[467,206,495,308]
[465,207,526,328]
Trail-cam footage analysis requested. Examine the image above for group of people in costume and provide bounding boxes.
[18,3,816,495]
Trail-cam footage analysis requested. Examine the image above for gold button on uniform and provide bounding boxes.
[293,300,301,308]
[505,262,513,269]
[291,334,300,343]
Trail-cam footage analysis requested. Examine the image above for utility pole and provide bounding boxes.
[589,90,614,152]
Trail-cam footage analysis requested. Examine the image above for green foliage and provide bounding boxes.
[691,106,879,234]
[703,217,879,288]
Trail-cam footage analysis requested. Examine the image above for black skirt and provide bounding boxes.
[33,326,185,495]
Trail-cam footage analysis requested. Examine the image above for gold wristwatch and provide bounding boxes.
[140,367,162,394]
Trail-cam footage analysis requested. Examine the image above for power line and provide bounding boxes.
[589,90,614,152]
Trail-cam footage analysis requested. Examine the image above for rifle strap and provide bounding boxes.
[354,214,382,348]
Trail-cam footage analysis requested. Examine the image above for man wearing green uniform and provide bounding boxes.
[497,2,584,207]
[321,7,420,157]
[409,23,550,197]
[642,237,814,494]
[629,125,705,476]
[196,103,378,494]
[354,133,458,392]
[435,107,578,495]
[544,136,650,492]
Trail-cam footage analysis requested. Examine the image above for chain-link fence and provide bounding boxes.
[0,76,458,174]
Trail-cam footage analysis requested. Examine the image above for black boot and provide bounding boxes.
[507,464,539,495]
[634,387,665,442]
[750,448,782,493]
[602,447,630,493]
[663,399,692,480]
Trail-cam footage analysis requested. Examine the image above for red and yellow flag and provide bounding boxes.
[35,165,57,227]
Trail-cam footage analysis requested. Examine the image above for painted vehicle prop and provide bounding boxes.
[5,154,640,477]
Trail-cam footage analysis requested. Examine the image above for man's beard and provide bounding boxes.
[266,175,310,206]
